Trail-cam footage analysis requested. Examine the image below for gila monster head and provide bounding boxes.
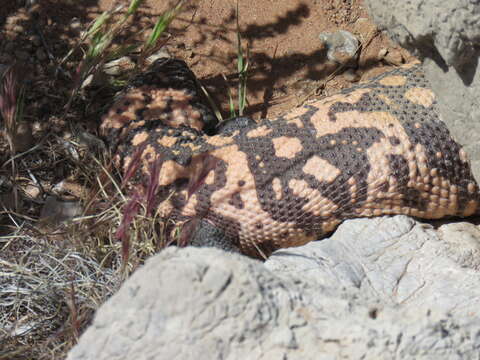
[99,58,222,220]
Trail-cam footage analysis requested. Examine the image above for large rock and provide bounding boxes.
[364,0,480,180]
[67,216,480,360]
[266,216,480,318]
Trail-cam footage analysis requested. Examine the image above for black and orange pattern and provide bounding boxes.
[100,58,479,258]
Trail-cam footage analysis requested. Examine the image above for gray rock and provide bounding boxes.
[318,30,359,66]
[266,216,480,318]
[145,48,171,66]
[67,216,480,360]
[437,222,480,270]
[364,0,480,181]
[81,71,109,89]
[13,24,24,34]
[39,195,83,225]
[12,121,33,152]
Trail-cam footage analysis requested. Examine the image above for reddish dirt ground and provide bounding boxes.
[0,0,412,122]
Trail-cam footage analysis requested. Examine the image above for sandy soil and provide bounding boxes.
[0,0,412,121]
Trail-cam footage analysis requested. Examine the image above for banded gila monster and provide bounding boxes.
[100,58,480,258]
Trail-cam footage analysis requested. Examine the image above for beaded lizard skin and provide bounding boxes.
[100,58,480,258]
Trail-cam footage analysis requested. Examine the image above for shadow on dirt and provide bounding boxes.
[1,1,383,121]
[169,2,382,119]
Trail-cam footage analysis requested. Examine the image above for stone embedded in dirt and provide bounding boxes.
[13,24,24,33]
[377,47,388,60]
[318,30,359,66]
[70,17,82,32]
[76,128,106,152]
[23,183,41,199]
[343,68,360,82]
[145,48,171,66]
[39,195,83,225]
[103,56,135,76]
[374,47,406,66]
[81,71,108,89]
[383,47,404,65]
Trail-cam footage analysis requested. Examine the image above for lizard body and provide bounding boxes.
[100,58,479,258]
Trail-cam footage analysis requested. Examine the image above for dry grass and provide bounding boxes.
[0,0,187,358]
[0,234,121,359]
[0,132,171,358]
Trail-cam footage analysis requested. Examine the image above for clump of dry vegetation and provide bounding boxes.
[0,1,186,358]
[0,235,120,359]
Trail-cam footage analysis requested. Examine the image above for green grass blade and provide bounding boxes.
[235,1,249,116]
[145,1,184,51]
[127,0,145,16]
[87,10,111,38]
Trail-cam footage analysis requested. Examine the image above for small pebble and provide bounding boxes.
[40,195,83,225]
[13,25,24,33]
[319,30,359,66]
[146,48,172,65]
[343,69,360,82]
[81,71,108,88]
[103,56,135,76]
[384,48,404,65]
[24,183,41,199]
[70,18,82,32]
[377,48,388,61]
[13,121,34,153]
